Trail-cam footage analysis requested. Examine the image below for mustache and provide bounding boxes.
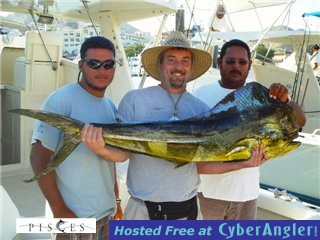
[230,70,242,75]
[171,70,185,75]
[94,75,109,78]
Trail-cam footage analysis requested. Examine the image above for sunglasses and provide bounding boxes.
[83,59,117,70]
[225,59,249,66]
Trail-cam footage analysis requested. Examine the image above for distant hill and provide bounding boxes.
[120,23,140,34]
[268,25,295,31]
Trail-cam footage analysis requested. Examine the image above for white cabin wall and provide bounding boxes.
[1,39,25,168]
[1,30,65,171]
[97,12,134,106]
[59,58,79,86]
[0,48,24,86]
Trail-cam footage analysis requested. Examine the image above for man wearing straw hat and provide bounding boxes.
[83,32,265,220]
[114,31,266,220]
[82,31,267,220]
[114,31,212,220]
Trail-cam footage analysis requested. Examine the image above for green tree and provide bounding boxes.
[125,43,145,58]
[256,44,275,59]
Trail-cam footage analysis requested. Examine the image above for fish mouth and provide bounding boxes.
[285,129,300,141]
[265,139,301,160]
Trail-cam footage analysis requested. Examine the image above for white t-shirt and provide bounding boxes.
[310,50,320,77]
[193,80,260,201]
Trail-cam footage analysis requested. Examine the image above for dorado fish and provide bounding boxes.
[9,82,300,182]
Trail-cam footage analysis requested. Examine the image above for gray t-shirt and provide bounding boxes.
[117,85,209,202]
[32,83,117,219]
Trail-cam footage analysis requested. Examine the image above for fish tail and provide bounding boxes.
[24,136,80,182]
[9,108,84,183]
[9,108,85,134]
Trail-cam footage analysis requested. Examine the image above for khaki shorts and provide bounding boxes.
[198,192,257,220]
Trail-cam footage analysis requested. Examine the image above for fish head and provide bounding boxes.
[260,105,300,159]
[262,138,301,159]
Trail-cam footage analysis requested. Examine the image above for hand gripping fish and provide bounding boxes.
[9,82,300,182]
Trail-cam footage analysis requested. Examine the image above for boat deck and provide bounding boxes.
[1,163,292,223]
[1,159,319,239]
[1,168,46,218]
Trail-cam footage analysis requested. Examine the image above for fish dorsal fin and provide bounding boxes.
[9,108,85,134]
[211,82,272,114]
[191,82,277,121]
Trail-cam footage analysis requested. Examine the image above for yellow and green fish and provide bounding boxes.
[10,82,300,182]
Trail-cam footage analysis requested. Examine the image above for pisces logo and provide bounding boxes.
[16,218,96,233]
[56,219,66,233]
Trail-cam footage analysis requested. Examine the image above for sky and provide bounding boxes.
[129,0,320,35]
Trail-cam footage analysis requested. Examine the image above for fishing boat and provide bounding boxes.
[0,1,319,238]
[127,0,320,220]
[185,0,320,220]
[0,0,177,239]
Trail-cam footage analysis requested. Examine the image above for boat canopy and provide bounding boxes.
[302,11,320,18]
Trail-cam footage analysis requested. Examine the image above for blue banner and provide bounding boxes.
[110,220,319,240]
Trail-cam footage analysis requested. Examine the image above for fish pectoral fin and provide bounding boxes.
[173,161,189,168]
[226,138,259,159]
[24,135,80,183]
[226,146,248,156]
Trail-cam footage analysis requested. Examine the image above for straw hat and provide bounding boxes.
[141,31,212,81]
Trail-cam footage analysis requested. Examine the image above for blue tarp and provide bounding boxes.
[302,11,320,18]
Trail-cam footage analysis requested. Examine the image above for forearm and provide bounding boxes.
[97,146,128,162]
[37,172,71,216]
[197,145,267,174]
[197,161,249,174]
[288,101,306,128]
[114,164,120,199]
[113,164,123,220]
[30,142,75,217]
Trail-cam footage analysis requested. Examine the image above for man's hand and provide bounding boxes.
[244,144,268,167]
[113,202,123,220]
[81,124,106,155]
[269,83,289,103]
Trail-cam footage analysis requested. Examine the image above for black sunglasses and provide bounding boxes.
[225,59,249,66]
[83,59,117,70]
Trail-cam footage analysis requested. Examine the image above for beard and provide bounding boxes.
[84,79,107,91]
[220,67,248,88]
[169,79,185,89]
[168,72,188,89]
[81,72,109,91]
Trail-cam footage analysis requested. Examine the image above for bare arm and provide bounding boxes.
[197,144,267,174]
[287,101,306,128]
[113,163,123,220]
[30,141,76,218]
